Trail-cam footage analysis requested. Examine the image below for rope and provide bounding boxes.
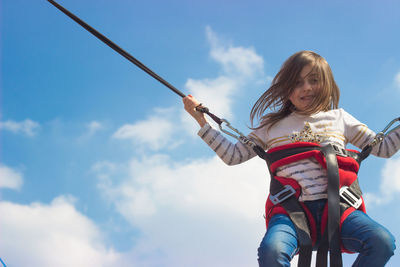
[47,0,186,98]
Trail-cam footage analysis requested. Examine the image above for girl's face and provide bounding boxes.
[289,64,320,112]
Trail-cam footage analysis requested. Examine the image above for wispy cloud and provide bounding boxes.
[182,26,265,135]
[184,76,238,124]
[94,154,268,266]
[86,121,103,136]
[0,196,122,267]
[185,27,264,118]
[206,26,264,80]
[113,27,266,146]
[77,121,105,142]
[0,119,40,136]
[112,109,180,151]
[395,71,400,90]
[0,164,23,191]
[97,27,270,266]
[364,156,400,206]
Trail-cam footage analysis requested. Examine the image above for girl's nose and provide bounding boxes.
[303,81,313,91]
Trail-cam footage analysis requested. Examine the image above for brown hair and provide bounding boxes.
[250,50,340,130]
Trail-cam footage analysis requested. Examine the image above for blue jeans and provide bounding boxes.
[257,199,396,267]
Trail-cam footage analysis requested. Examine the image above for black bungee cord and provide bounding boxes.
[47,0,254,144]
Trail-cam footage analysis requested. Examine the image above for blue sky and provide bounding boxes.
[1,0,400,266]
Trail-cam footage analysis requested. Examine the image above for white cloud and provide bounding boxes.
[86,121,103,136]
[363,156,400,206]
[182,26,265,133]
[206,26,264,79]
[0,119,40,136]
[185,76,238,120]
[0,196,122,267]
[112,113,178,150]
[94,27,271,266]
[94,154,269,267]
[113,27,265,145]
[378,157,400,193]
[112,24,266,147]
[0,164,23,190]
[395,71,400,89]
[77,121,105,142]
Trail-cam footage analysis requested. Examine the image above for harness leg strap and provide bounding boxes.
[316,230,329,266]
[321,145,343,267]
[270,179,312,267]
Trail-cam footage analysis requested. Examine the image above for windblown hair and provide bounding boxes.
[250,51,340,130]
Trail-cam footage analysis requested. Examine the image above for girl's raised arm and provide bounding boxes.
[182,95,208,127]
[182,95,262,165]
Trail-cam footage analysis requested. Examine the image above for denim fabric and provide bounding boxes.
[257,199,395,267]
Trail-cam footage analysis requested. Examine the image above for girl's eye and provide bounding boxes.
[309,78,319,85]
[296,80,303,87]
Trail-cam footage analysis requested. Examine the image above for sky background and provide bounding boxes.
[1,0,400,266]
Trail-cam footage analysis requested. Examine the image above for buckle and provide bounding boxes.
[332,145,348,157]
[340,186,362,209]
[270,185,296,205]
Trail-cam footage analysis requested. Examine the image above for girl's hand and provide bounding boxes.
[182,95,207,127]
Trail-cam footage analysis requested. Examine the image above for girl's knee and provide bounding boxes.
[369,227,396,257]
[258,215,298,266]
[257,242,293,267]
[258,241,281,259]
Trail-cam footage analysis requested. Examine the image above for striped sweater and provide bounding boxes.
[198,108,400,201]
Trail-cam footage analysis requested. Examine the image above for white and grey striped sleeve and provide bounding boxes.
[344,110,400,158]
[197,123,260,165]
[371,125,400,158]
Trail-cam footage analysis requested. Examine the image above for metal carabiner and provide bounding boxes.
[195,104,258,148]
[218,119,257,148]
[369,117,400,147]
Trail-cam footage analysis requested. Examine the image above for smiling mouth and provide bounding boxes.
[301,95,314,100]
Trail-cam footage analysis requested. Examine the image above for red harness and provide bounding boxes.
[260,142,368,267]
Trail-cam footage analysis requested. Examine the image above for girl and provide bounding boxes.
[183,51,397,267]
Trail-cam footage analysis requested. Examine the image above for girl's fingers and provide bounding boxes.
[183,96,199,109]
[182,95,207,126]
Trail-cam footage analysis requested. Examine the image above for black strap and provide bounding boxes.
[270,179,313,267]
[316,230,329,266]
[318,147,364,267]
[195,104,224,125]
[321,145,343,267]
[264,144,363,166]
[265,145,322,164]
[359,144,373,163]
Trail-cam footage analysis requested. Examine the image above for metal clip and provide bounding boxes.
[218,119,256,148]
[332,144,348,157]
[340,186,362,209]
[369,118,400,148]
[370,132,385,147]
[269,185,296,205]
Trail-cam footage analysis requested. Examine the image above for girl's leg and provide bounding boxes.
[258,214,298,267]
[341,210,396,267]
